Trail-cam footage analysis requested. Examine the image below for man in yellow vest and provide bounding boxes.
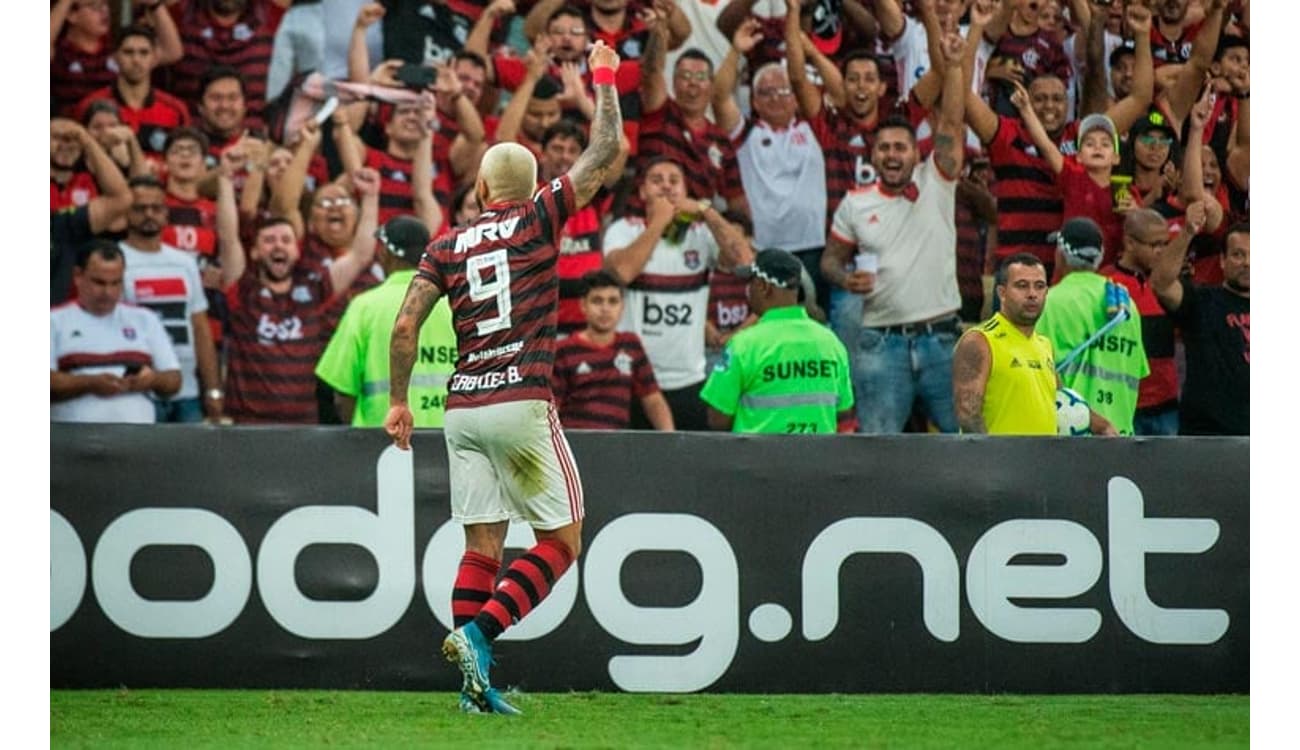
[316,215,457,427]
[952,252,1116,435]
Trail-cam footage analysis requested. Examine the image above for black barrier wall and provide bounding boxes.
[50,425,1248,693]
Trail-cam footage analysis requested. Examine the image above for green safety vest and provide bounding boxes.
[700,306,854,434]
[1035,272,1149,435]
[315,270,457,427]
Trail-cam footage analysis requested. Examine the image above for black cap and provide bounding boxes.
[1130,108,1178,142]
[734,248,804,290]
[374,215,430,265]
[1049,217,1105,267]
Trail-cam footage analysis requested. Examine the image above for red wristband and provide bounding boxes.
[592,66,616,87]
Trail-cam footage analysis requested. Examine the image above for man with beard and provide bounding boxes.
[1151,0,1205,67]
[73,26,192,158]
[117,176,224,423]
[52,0,183,116]
[215,166,381,423]
[603,157,750,430]
[818,30,967,435]
[524,0,691,61]
[1151,219,1248,436]
[965,2,1153,277]
[951,254,1055,434]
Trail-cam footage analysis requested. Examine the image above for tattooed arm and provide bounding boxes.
[566,41,625,209]
[932,30,967,181]
[384,274,445,450]
[952,329,991,434]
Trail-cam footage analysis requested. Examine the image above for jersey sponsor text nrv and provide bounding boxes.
[453,217,521,253]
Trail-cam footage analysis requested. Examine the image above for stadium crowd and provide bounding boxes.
[50,0,1249,436]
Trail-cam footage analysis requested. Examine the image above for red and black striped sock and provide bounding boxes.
[452,551,500,629]
[473,539,574,641]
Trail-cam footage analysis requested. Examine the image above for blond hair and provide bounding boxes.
[478,142,538,204]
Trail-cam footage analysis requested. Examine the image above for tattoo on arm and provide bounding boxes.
[952,334,990,433]
[568,82,623,208]
[389,276,443,404]
[934,132,960,179]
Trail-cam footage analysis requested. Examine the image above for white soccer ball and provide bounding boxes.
[1055,387,1091,436]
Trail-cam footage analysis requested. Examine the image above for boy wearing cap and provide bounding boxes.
[1035,217,1142,435]
[701,249,855,434]
[316,215,456,428]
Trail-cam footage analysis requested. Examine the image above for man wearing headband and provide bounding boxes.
[1035,217,1144,435]
[701,248,855,434]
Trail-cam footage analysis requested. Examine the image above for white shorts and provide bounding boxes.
[443,399,585,530]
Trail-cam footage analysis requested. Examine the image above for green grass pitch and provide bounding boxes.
[51,690,1247,749]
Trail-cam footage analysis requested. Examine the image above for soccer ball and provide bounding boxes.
[1055,387,1091,436]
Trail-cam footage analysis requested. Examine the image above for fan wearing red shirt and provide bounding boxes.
[469,1,642,151]
[638,14,748,217]
[1013,86,1134,273]
[539,122,628,335]
[493,42,566,158]
[168,0,283,128]
[337,99,448,232]
[73,26,191,157]
[51,118,102,212]
[51,0,115,116]
[553,270,673,430]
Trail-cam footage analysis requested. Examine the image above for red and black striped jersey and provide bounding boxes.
[553,331,659,429]
[986,116,1063,266]
[51,36,115,117]
[51,173,99,212]
[706,270,749,335]
[989,29,1072,86]
[811,107,879,226]
[224,265,335,424]
[168,2,274,127]
[417,175,577,409]
[364,146,454,228]
[163,193,218,258]
[73,86,193,156]
[638,99,743,207]
[555,191,609,335]
[1150,21,1205,67]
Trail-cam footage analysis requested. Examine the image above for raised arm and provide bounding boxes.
[716,0,761,41]
[963,3,999,143]
[982,0,1015,43]
[385,275,445,450]
[1010,80,1064,173]
[1226,93,1248,191]
[712,18,763,135]
[216,169,247,288]
[567,41,626,208]
[411,113,445,233]
[1179,88,1213,204]
[495,42,549,144]
[523,0,564,44]
[51,0,72,59]
[843,0,880,41]
[952,330,991,433]
[933,31,968,179]
[1163,0,1228,126]
[1080,2,1109,117]
[1105,3,1155,135]
[437,62,486,179]
[268,120,323,239]
[640,5,671,114]
[327,168,381,294]
[803,34,845,110]
[785,0,821,119]
[873,0,906,40]
[142,1,184,66]
[466,0,516,83]
[1150,201,1208,312]
[348,3,386,83]
[58,120,133,234]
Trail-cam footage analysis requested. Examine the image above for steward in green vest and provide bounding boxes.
[701,249,855,434]
[316,215,456,427]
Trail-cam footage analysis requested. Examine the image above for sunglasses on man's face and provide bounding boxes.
[1137,134,1174,147]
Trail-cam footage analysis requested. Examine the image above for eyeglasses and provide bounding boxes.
[1137,134,1174,147]
[674,70,711,83]
[167,143,202,157]
[315,197,354,209]
[755,86,793,98]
